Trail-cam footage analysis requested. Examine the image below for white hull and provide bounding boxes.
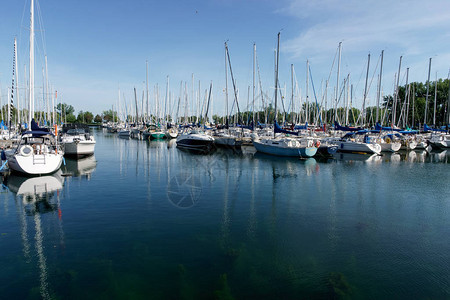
[429,134,450,149]
[7,152,63,175]
[253,138,317,157]
[337,141,381,154]
[380,141,401,152]
[400,140,417,150]
[63,140,96,156]
[118,130,130,137]
[165,131,178,139]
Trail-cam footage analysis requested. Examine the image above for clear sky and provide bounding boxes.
[1,0,450,118]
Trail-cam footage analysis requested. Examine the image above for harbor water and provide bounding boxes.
[0,128,449,299]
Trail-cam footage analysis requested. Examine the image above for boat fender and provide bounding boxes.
[385,137,391,144]
[20,145,33,157]
[315,140,321,148]
[307,140,313,148]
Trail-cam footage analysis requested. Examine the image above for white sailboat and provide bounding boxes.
[6,0,63,175]
[6,126,64,175]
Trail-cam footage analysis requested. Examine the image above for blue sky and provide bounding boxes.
[1,0,450,118]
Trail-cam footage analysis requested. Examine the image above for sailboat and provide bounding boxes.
[6,0,63,175]
[6,120,64,175]
[252,33,317,158]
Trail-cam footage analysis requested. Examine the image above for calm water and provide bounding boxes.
[0,129,449,299]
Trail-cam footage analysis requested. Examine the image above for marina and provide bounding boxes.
[0,129,449,299]
[1,0,450,298]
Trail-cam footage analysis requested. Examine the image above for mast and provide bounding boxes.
[376,50,384,123]
[433,72,437,126]
[225,43,229,125]
[405,69,410,128]
[146,60,149,122]
[165,76,169,127]
[291,64,294,124]
[10,39,18,130]
[399,67,409,128]
[253,43,256,127]
[45,56,49,125]
[412,83,415,127]
[447,69,450,125]
[52,89,55,126]
[345,75,350,125]
[29,0,35,124]
[274,32,280,138]
[14,38,20,126]
[392,56,402,127]
[225,43,241,126]
[424,57,431,125]
[335,42,342,125]
[362,53,370,127]
[306,59,309,124]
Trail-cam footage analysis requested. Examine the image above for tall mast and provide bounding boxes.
[424,57,432,125]
[253,43,256,126]
[447,69,450,125]
[225,43,229,125]
[335,42,342,124]
[405,68,410,128]
[306,59,309,124]
[412,83,415,127]
[376,50,384,123]
[433,72,437,126]
[29,0,35,124]
[274,32,280,138]
[399,67,409,128]
[345,75,350,125]
[146,60,149,122]
[291,64,294,124]
[392,56,402,127]
[45,55,49,125]
[362,53,370,126]
[14,38,20,126]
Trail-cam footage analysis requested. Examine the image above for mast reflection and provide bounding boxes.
[7,173,65,300]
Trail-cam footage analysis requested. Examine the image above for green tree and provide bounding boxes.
[77,110,85,123]
[94,114,102,123]
[84,111,94,123]
[102,109,118,122]
[56,103,74,116]
[65,113,76,123]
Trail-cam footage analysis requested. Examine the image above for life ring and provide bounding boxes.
[385,137,391,144]
[19,145,33,157]
[315,140,321,148]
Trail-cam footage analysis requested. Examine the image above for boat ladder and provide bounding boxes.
[33,154,46,165]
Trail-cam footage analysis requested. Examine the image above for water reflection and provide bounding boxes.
[62,156,97,178]
[429,149,449,163]
[6,173,65,300]
[253,152,318,177]
[330,150,449,164]
[332,152,381,163]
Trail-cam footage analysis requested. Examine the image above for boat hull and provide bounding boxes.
[380,142,401,152]
[63,141,96,157]
[214,136,243,148]
[7,153,63,175]
[315,145,338,157]
[253,140,317,157]
[176,134,215,152]
[337,141,381,155]
[150,132,166,140]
